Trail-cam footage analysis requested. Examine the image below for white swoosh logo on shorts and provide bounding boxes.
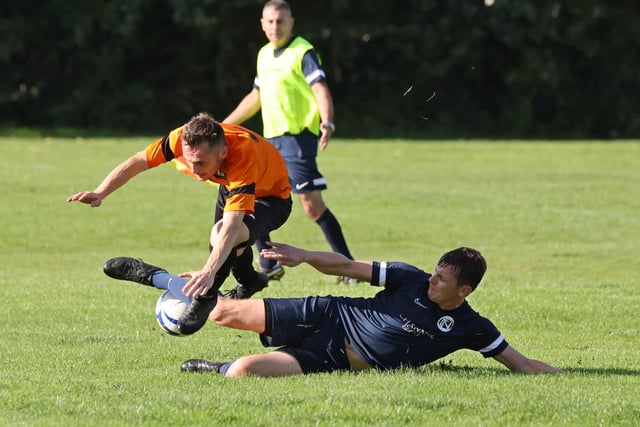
[295,182,310,190]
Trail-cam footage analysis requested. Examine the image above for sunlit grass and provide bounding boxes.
[1,137,638,426]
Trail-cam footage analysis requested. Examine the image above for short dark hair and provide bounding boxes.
[182,113,225,148]
[438,247,487,290]
[264,0,291,14]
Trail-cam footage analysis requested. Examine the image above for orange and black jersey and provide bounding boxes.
[144,123,291,214]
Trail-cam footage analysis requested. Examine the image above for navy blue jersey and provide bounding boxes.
[336,262,508,369]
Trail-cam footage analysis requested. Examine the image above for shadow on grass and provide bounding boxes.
[413,361,640,377]
[555,367,640,376]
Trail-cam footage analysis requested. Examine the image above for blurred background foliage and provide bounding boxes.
[1,0,638,138]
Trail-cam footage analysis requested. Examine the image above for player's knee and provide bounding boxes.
[302,202,326,220]
[208,298,231,325]
[224,359,253,377]
[299,193,325,219]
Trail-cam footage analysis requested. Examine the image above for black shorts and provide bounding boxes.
[269,132,328,194]
[214,187,292,247]
[285,157,327,194]
[261,297,351,374]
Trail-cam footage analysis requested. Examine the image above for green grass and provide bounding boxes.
[1,136,639,426]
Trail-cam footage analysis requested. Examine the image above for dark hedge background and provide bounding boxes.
[1,0,638,138]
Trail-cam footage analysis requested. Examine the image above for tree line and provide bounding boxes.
[1,0,638,138]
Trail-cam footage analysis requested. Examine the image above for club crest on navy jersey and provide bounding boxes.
[437,316,455,332]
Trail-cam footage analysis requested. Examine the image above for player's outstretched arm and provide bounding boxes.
[181,210,249,298]
[493,345,561,374]
[67,151,149,207]
[261,241,372,282]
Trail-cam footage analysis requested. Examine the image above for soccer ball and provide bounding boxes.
[155,291,187,336]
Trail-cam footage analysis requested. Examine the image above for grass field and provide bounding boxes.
[1,136,639,426]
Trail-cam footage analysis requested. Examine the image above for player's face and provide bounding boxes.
[260,6,294,48]
[427,264,467,309]
[181,142,227,181]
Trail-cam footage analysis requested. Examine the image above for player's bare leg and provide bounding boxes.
[224,352,303,377]
[208,297,266,333]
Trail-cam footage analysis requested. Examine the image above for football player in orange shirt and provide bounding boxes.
[67,113,292,335]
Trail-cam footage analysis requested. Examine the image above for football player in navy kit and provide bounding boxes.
[103,242,559,376]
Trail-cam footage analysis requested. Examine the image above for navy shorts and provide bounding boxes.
[261,297,351,374]
[269,131,328,194]
[214,187,292,248]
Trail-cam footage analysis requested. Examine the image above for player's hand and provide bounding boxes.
[260,241,305,267]
[66,191,104,207]
[179,269,215,298]
[319,123,333,150]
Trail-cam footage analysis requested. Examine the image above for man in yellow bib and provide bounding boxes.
[224,0,357,284]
